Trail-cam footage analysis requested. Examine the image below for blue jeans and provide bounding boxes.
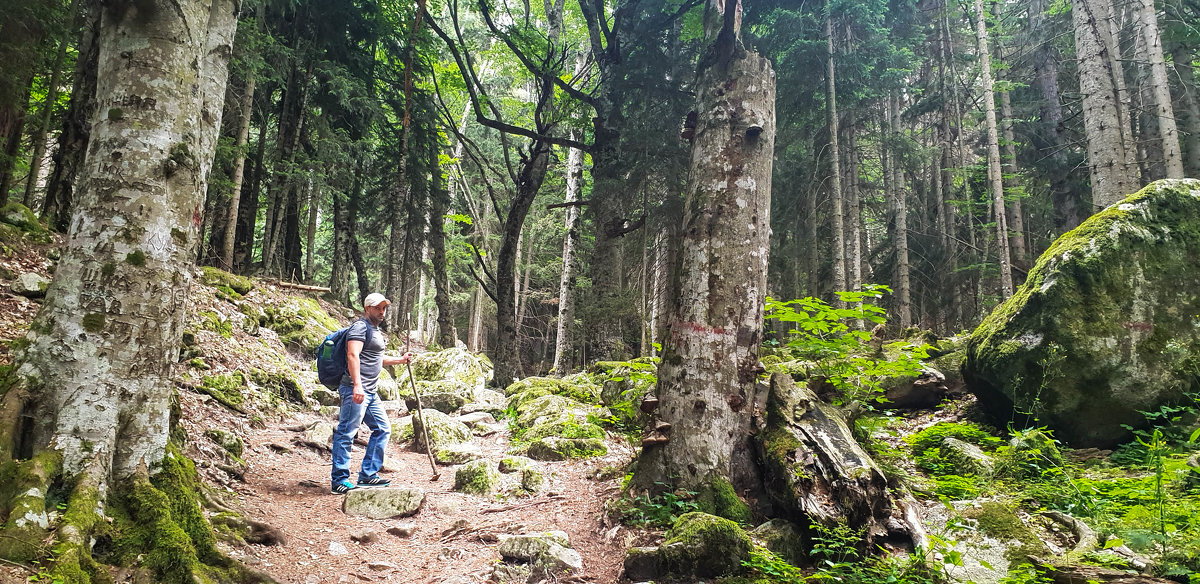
[331,385,391,486]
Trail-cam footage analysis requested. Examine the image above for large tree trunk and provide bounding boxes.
[0,0,239,568]
[825,8,846,296]
[634,0,775,496]
[1073,0,1140,209]
[975,0,1014,299]
[1135,0,1183,178]
[552,133,584,373]
[304,179,318,283]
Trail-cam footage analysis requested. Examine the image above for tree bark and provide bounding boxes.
[553,131,584,373]
[221,71,255,270]
[0,0,239,556]
[1029,0,1079,231]
[304,178,318,284]
[975,0,1013,299]
[887,94,913,327]
[42,2,101,231]
[825,8,846,296]
[237,99,269,271]
[1073,0,1140,209]
[22,38,69,208]
[634,0,775,494]
[431,156,453,348]
[1169,43,1200,177]
[1135,0,1183,178]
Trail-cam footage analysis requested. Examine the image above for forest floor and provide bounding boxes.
[186,391,635,584]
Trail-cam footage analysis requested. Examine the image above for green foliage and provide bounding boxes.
[739,546,805,582]
[797,520,943,584]
[613,483,701,528]
[765,285,929,405]
[907,422,1002,474]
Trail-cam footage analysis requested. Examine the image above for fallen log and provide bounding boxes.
[270,280,332,293]
[753,373,926,551]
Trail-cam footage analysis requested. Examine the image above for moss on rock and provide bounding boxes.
[199,372,246,410]
[199,266,254,295]
[695,476,751,524]
[525,436,606,460]
[658,512,753,578]
[964,179,1200,447]
[264,298,337,353]
[454,460,500,495]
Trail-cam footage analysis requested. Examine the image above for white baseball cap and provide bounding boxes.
[363,293,390,308]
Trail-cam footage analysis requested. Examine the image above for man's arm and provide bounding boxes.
[382,352,415,367]
[347,339,365,404]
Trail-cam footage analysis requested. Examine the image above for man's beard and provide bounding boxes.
[367,313,385,327]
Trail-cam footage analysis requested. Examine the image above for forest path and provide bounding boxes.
[214,398,632,584]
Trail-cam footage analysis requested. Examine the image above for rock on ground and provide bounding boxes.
[341,487,425,519]
[965,179,1200,447]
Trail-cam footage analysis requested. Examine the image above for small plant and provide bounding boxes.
[612,483,701,528]
[765,285,930,406]
[741,546,804,582]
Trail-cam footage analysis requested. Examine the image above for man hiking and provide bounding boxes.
[331,292,414,494]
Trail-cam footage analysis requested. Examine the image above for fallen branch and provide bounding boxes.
[270,280,332,293]
[1040,510,1097,554]
[546,200,589,210]
[480,494,566,514]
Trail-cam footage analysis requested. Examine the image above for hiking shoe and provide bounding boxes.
[357,476,391,488]
[331,480,358,494]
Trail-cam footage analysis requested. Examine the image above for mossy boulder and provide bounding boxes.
[204,429,244,459]
[399,347,487,392]
[434,443,483,464]
[410,409,472,453]
[264,297,338,353]
[342,487,425,519]
[623,512,753,580]
[964,179,1200,447]
[513,394,596,429]
[750,519,806,566]
[0,202,50,242]
[403,380,472,413]
[454,460,500,495]
[526,436,607,460]
[505,376,600,405]
[199,266,254,295]
[391,416,414,443]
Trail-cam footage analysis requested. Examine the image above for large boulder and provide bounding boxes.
[399,347,487,393]
[410,409,474,463]
[965,179,1200,447]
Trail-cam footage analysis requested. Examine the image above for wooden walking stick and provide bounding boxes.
[407,359,440,480]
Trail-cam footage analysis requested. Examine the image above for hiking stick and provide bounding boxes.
[407,360,441,480]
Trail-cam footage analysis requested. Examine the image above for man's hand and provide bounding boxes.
[352,384,366,405]
[384,352,417,367]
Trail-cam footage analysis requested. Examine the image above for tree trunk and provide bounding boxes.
[0,0,239,566]
[330,186,352,304]
[975,0,1013,300]
[22,38,69,208]
[1030,0,1079,231]
[304,178,318,284]
[825,8,846,296]
[237,101,269,271]
[634,1,775,495]
[552,131,584,373]
[1169,43,1200,177]
[1135,0,1183,178]
[846,124,862,296]
[42,2,101,231]
[888,93,913,327]
[430,156,453,348]
[221,71,256,270]
[1073,0,1140,209]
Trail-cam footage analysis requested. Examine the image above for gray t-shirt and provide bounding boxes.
[341,319,386,393]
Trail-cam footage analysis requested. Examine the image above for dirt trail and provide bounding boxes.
[191,390,633,584]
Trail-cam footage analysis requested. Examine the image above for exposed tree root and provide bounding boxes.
[0,442,278,584]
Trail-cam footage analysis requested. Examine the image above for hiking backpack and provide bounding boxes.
[315,320,375,389]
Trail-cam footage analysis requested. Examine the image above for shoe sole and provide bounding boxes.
[356,482,391,488]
